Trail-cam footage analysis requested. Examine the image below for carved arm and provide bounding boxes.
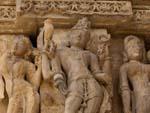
[51,54,67,95]
[90,53,111,85]
[120,65,131,113]
[0,74,4,99]
[26,60,42,91]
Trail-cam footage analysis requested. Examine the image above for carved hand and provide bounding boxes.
[57,80,68,96]
[54,74,68,96]
[35,55,42,67]
[97,44,110,61]
[95,73,112,86]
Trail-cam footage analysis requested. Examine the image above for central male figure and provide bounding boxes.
[52,18,110,113]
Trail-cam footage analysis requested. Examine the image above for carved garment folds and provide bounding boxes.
[51,17,112,113]
[120,35,150,113]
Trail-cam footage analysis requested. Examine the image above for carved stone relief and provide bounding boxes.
[120,35,150,113]
[133,6,150,23]
[0,6,16,21]
[0,17,114,113]
[50,17,112,113]
[0,1,150,113]
[17,0,132,16]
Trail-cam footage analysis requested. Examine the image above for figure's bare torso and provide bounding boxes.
[126,61,150,96]
[0,53,32,97]
[0,54,26,79]
[57,47,93,82]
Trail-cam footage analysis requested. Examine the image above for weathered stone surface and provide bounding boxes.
[0,1,150,113]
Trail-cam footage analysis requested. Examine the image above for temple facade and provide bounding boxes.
[0,0,150,113]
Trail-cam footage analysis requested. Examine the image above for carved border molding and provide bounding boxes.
[17,0,132,16]
[133,6,150,23]
[0,6,16,21]
[0,0,15,5]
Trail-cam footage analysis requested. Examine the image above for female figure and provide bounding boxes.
[120,35,150,113]
[0,36,41,113]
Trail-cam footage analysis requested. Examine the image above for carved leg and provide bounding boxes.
[7,95,24,113]
[64,95,82,113]
[136,95,150,113]
[84,79,103,113]
[84,97,101,113]
[42,54,52,80]
[26,91,40,113]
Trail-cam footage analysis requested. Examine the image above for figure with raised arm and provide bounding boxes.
[52,17,111,113]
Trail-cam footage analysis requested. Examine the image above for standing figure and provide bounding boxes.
[37,18,55,81]
[120,35,150,113]
[37,19,64,113]
[0,36,41,113]
[52,17,111,113]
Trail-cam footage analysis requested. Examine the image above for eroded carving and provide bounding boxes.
[133,9,150,23]
[120,35,150,113]
[17,0,132,16]
[0,35,41,113]
[0,6,16,20]
[52,17,112,113]
[36,19,64,113]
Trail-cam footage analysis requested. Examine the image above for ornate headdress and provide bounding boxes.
[123,35,146,62]
[124,35,142,50]
[72,17,91,30]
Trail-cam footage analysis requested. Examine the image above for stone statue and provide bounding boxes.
[52,17,111,113]
[86,31,112,113]
[0,35,41,113]
[120,35,150,113]
[37,19,55,81]
[37,19,64,113]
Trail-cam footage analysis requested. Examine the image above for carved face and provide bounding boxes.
[70,29,89,48]
[125,38,143,61]
[13,37,30,57]
[44,22,54,41]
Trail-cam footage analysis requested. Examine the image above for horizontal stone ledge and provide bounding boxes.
[133,5,150,23]
[0,0,15,6]
[16,0,132,16]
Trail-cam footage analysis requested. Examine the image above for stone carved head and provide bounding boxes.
[12,35,32,57]
[43,19,54,40]
[68,17,91,49]
[123,35,146,62]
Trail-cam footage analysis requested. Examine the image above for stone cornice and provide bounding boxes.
[133,5,150,23]
[0,0,15,5]
[17,0,132,17]
[1,0,150,34]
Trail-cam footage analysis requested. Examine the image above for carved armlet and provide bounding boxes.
[53,72,65,81]
[104,56,112,61]
[93,70,103,75]
[120,85,130,92]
